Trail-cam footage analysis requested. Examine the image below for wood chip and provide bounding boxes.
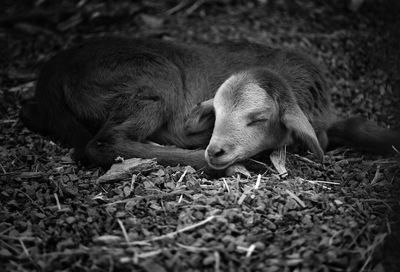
[96,158,157,183]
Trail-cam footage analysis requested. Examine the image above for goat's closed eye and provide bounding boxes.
[247,111,269,126]
[247,118,268,126]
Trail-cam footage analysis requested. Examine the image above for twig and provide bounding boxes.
[120,250,162,262]
[160,200,168,219]
[176,169,188,186]
[370,165,381,184]
[303,180,331,190]
[117,219,130,244]
[349,224,369,248]
[254,174,261,190]
[293,154,322,168]
[0,238,20,254]
[131,174,136,190]
[306,180,340,185]
[145,215,217,242]
[137,249,162,258]
[359,233,387,272]
[118,219,138,263]
[105,190,190,206]
[92,192,107,201]
[125,241,151,246]
[186,0,205,14]
[19,239,30,257]
[238,184,254,205]
[297,177,339,189]
[246,244,256,257]
[0,226,14,235]
[237,244,256,257]
[1,171,46,179]
[165,1,189,15]
[214,251,221,272]
[222,178,230,193]
[248,158,276,173]
[237,193,247,205]
[176,243,210,252]
[54,193,61,211]
[16,189,45,213]
[0,235,40,242]
[285,189,306,208]
[0,163,6,174]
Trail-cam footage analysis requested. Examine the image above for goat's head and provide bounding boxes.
[199,69,323,169]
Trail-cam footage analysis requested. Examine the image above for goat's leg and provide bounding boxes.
[184,99,215,136]
[86,134,208,169]
[85,94,209,170]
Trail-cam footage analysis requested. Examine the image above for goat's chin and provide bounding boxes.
[207,162,232,170]
[205,154,240,170]
[207,148,265,169]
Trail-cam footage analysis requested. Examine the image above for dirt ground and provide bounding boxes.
[1,0,400,271]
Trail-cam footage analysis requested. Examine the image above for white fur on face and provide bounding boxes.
[206,73,279,169]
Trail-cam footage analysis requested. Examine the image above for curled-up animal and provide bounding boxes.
[187,60,400,169]
[20,37,400,173]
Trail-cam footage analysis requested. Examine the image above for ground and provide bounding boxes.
[1,0,400,271]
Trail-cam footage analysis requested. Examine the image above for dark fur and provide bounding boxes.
[251,65,400,155]
[20,37,399,170]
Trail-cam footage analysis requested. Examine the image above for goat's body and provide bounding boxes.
[21,37,333,168]
[21,37,396,170]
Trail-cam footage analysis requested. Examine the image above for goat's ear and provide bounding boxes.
[184,99,215,135]
[198,98,214,111]
[282,104,324,161]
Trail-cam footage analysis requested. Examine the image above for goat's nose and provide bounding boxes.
[207,144,226,158]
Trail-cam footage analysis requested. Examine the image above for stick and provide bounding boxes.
[146,215,217,242]
[237,193,247,205]
[248,158,276,173]
[214,251,221,272]
[19,239,30,257]
[117,219,130,244]
[0,235,40,242]
[285,189,306,208]
[176,243,210,252]
[370,165,380,184]
[54,193,61,211]
[105,190,190,206]
[176,169,188,186]
[254,174,261,190]
[222,178,230,193]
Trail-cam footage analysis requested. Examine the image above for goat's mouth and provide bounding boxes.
[205,154,240,170]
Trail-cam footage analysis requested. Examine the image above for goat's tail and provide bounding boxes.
[327,117,400,154]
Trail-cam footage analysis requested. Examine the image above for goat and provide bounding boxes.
[187,68,400,169]
[20,37,399,171]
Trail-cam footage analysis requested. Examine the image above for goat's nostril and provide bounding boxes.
[207,146,226,158]
[214,148,225,157]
